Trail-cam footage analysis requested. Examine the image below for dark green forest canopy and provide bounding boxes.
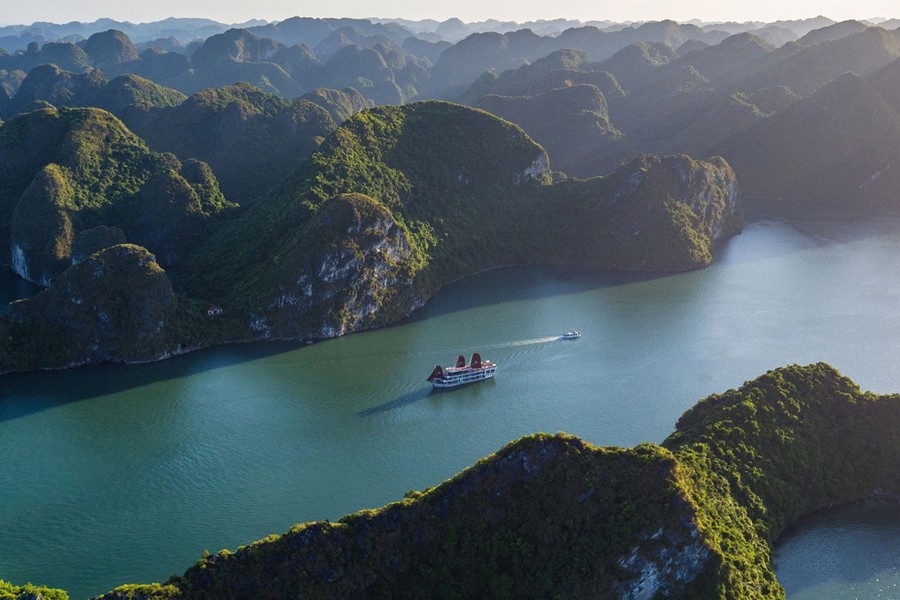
[0,106,232,286]
[183,101,738,309]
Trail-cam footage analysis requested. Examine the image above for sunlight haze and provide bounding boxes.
[2,0,899,26]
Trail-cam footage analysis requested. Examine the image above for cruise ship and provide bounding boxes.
[426,353,497,388]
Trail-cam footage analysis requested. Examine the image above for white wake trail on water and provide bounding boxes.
[490,336,561,348]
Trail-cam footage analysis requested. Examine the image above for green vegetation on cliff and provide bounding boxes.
[0,244,194,371]
[124,83,336,203]
[458,49,626,106]
[0,66,186,121]
[97,436,710,600]
[299,86,368,123]
[0,99,739,373]
[661,363,900,597]
[0,580,67,600]
[0,106,233,284]
[182,101,739,342]
[538,154,741,271]
[88,74,187,114]
[477,84,624,178]
[667,363,900,542]
[181,101,553,335]
[87,363,900,600]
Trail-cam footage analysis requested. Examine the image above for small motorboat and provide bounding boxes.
[561,329,581,340]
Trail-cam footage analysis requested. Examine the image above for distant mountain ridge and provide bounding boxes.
[0,16,847,108]
[0,15,893,128]
[459,20,900,202]
[0,15,834,52]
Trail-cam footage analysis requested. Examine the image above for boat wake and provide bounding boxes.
[491,336,560,348]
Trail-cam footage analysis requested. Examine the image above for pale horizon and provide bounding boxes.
[2,0,900,29]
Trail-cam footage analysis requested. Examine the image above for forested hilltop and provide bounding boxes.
[3,363,896,599]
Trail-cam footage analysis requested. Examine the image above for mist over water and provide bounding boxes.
[3,207,900,597]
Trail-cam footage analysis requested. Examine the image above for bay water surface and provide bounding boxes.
[3,206,900,597]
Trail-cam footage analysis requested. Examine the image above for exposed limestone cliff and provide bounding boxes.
[245,193,424,339]
[0,106,233,286]
[541,154,741,271]
[182,101,555,341]
[184,102,740,346]
[0,244,183,372]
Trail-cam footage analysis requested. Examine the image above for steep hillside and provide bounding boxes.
[716,72,900,202]
[594,41,678,92]
[82,29,139,73]
[653,86,799,157]
[1,74,338,204]
[0,106,233,284]
[0,41,92,74]
[458,49,628,108]
[0,101,741,372]
[299,86,369,123]
[313,44,413,105]
[91,363,900,600]
[539,154,741,270]
[103,436,713,600]
[123,83,336,203]
[795,19,870,46]
[0,244,188,372]
[736,26,900,97]
[1,66,185,120]
[130,47,191,85]
[182,101,739,342]
[172,28,303,97]
[430,29,552,90]
[247,17,412,49]
[0,64,106,118]
[477,84,624,177]
[666,32,775,88]
[459,48,591,101]
[869,56,900,114]
[181,101,552,337]
[87,74,187,114]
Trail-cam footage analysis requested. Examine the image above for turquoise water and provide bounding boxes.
[3,208,900,597]
[776,501,900,599]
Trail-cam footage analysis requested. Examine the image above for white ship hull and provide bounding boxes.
[427,353,497,388]
[431,366,497,388]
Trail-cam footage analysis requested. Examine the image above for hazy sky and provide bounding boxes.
[2,0,899,26]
